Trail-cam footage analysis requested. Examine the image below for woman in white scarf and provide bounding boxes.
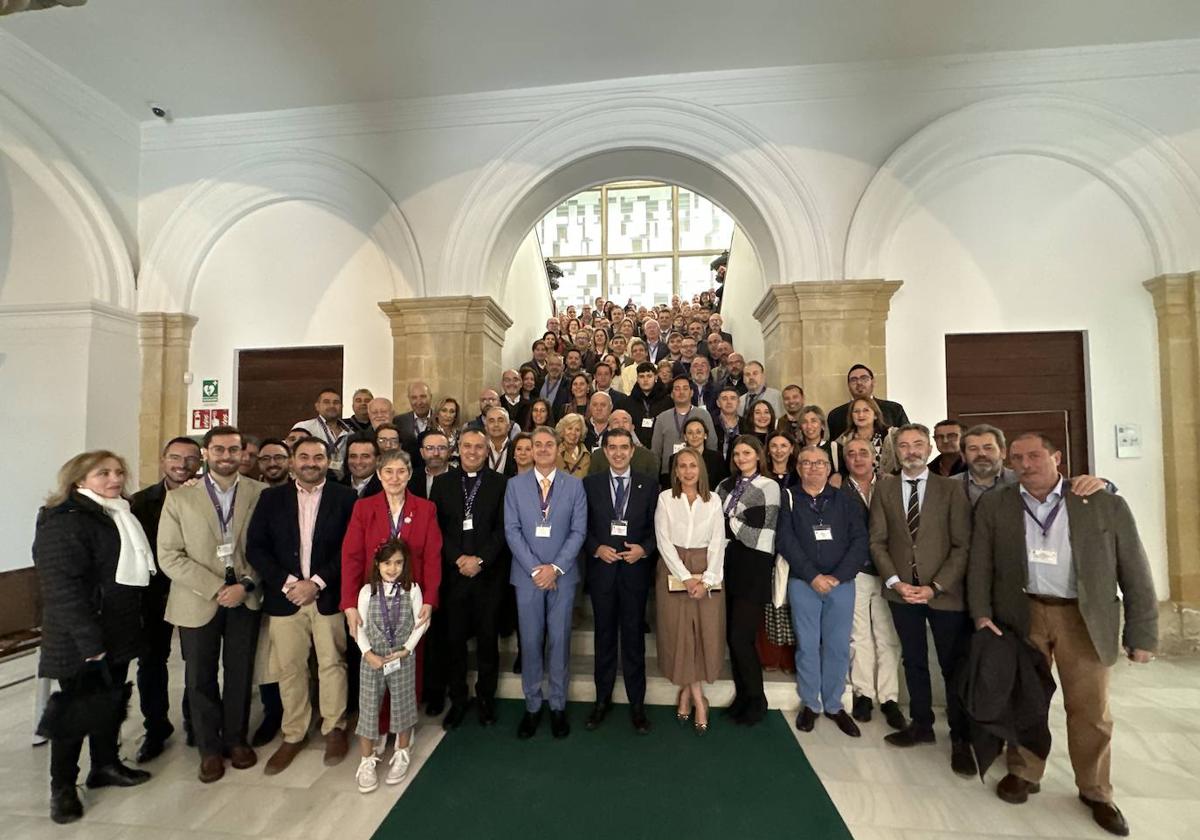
[33,450,154,824]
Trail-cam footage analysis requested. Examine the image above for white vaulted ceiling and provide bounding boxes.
[3,0,1200,120]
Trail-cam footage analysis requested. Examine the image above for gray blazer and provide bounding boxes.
[869,473,972,611]
[968,484,1158,666]
[649,406,716,474]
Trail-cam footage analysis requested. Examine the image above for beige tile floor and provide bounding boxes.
[2,650,1198,839]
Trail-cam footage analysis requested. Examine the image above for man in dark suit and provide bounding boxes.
[642,318,668,364]
[868,423,974,776]
[129,436,202,762]
[411,430,451,500]
[581,429,659,733]
[969,432,1156,837]
[499,369,531,429]
[591,361,628,412]
[430,429,510,729]
[341,436,383,498]
[626,363,671,448]
[484,406,519,477]
[522,339,550,390]
[827,364,910,441]
[246,438,357,775]
[393,381,435,447]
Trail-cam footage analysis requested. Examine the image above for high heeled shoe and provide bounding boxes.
[694,699,710,736]
[675,688,692,724]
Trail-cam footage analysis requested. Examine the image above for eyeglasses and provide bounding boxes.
[257,454,289,463]
[422,445,450,453]
[798,460,830,469]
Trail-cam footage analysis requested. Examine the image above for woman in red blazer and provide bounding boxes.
[341,449,443,714]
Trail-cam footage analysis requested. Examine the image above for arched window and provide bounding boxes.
[534,181,734,309]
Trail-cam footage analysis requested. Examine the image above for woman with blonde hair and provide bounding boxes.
[34,450,154,823]
[655,448,727,734]
[554,413,590,477]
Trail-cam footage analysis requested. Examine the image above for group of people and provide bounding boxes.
[31,295,1158,838]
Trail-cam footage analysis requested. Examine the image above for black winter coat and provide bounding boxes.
[32,492,144,679]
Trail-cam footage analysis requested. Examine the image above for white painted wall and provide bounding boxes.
[884,155,1168,596]
[721,226,765,366]
[186,201,395,431]
[500,229,554,372]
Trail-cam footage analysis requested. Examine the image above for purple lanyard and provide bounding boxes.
[724,473,757,516]
[807,491,829,522]
[1021,495,1064,537]
[203,475,236,538]
[388,500,406,539]
[462,473,482,516]
[378,584,403,647]
[538,475,555,520]
[317,417,341,446]
[673,410,689,435]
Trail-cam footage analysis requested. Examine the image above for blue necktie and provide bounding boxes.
[614,476,627,517]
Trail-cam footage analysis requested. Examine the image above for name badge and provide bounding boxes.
[813,526,833,542]
[1030,548,1058,566]
[641,418,654,428]
[216,544,234,559]
[383,657,404,676]
[672,442,685,454]
[536,524,552,539]
[611,520,628,537]
[463,518,474,531]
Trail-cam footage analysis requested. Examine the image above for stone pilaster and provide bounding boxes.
[379,296,512,412]
[139,312,198,486]
[1144,274,1200,607]
[753,279,902,413]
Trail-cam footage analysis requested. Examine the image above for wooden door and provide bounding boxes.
[236,346,343,441]
[945,332,1088,476]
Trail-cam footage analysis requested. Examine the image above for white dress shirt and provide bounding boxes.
[355,581,427,654]
[653,489,728,587]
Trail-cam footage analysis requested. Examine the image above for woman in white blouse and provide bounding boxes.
[654,448,727,734]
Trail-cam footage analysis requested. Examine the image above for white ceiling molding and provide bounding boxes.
[137,148,425,312]
[438,94,828,303]
[137,38,1200,153]
[0,89,135,308]
[0,29,137,146]
[844,92,1200,278]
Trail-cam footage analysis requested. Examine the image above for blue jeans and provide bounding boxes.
[788,578,855,714]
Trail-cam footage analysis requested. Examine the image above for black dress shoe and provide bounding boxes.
[442,703,469,730]
[184,723,196,748]
[851,695,873,723]
[517,708,543,739]
[795,707,817,732]
[738,697,767,726]
[136,736,168,764]
[630,704,651,734]
[425,697,446,717]
[951,740,977,777]
[585,699,613,731]
[86,762,152,789]
[1079,794,1130,836]
[826,710,862,738]
[996,773,1040,804]
[477,698,497,726]
[723,696,747,719]
[880,700,907,731]
[884,725,936,748]
[49,786,83,824]
[512,652,522,674]
[550,709,570,739]
[251,715,281,748]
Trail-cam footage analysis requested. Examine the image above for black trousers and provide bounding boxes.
[137,574,190,738]
[588,558,651,705]
[444,575,504,705]
[726,595,766,708]
[422,602,449,706]
[49,659,130,788]
[888,601,972,740]
[178,605,261,756]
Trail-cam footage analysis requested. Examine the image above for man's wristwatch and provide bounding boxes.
[239,577,257,593]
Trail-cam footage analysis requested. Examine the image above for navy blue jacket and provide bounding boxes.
[777,483,868,583]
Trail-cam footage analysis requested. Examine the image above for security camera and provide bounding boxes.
[148,102,170,120]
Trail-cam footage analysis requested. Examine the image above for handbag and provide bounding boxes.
[36,662,132,741]
[772,489,794,609]
[765,602,796,646]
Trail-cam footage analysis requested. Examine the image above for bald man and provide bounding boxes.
[394,381,434,447]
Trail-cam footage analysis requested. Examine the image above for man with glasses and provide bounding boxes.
[411,430,452,499]
[827,364,910,441]
[778,446,869,738]
[130,437,202,762]
[256,439,292,488]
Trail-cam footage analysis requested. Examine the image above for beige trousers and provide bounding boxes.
[269,602,348,743]
[849,573,901,703]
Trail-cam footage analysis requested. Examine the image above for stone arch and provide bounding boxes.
[0,90,135,308]
[439,94,830,302]
[138,148,425,312]
[844,92,1200,278]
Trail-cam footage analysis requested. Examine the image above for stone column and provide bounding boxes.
[139,312,198,486]
[379,296,513,411]
[753,279,903,412]
[1145,274,1200,613]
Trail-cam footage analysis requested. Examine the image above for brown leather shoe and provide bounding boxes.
[263,739,305,775]
[1079,795,1130,837]
[996,773,1040,804]
[229,743,258,770]
[198,754,225,784]
[323,729,349,766]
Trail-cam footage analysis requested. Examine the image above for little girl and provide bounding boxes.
[354,538,428,793]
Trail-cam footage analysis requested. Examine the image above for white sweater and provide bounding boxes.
[355,582,427,654]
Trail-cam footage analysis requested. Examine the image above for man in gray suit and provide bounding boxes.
[393,381,434,446]
[969,432,1156,837]
[650,376,716,477]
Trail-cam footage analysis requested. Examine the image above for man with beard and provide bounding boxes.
[411,430,451,499]
[295,388,353,479]
[827,364,909,441]
[958,424,1107,508]
[130,436,202,762]
[719,352,748,396]
[928,419,966,476]
[776,385,807,439]
[346,388,374,433]
[256,439,292,487]
[239,437,261,481]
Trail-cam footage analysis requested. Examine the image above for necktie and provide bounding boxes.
[540,476,551,503]
[614,475,627,517]
[905,479,921,584]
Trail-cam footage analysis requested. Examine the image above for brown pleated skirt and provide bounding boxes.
[656,546,726,686]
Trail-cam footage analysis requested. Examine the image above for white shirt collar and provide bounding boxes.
[534,468,557,484]
[902,468,930,483]
[610,468,631,481]
[1020,476,1065,503]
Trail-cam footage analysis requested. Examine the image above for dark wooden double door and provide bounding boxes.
[236,346,344,442]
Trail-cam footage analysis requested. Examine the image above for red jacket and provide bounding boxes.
[341,492,443,612]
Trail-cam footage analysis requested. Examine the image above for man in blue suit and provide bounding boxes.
[581,428,658,733]
[504,425,588,739]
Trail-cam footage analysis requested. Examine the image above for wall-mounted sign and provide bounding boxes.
[192,409,211,430]
[201,379,219,404]
[1115,424,1142,459]
[212,408,230,426]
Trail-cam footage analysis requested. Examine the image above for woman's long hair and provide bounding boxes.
[369,537,414,595]
[46,450,130,507]
[670,447,711,502]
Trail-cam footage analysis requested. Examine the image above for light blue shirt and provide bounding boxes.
[1020,477,1076,598]
[900,468,929,511]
